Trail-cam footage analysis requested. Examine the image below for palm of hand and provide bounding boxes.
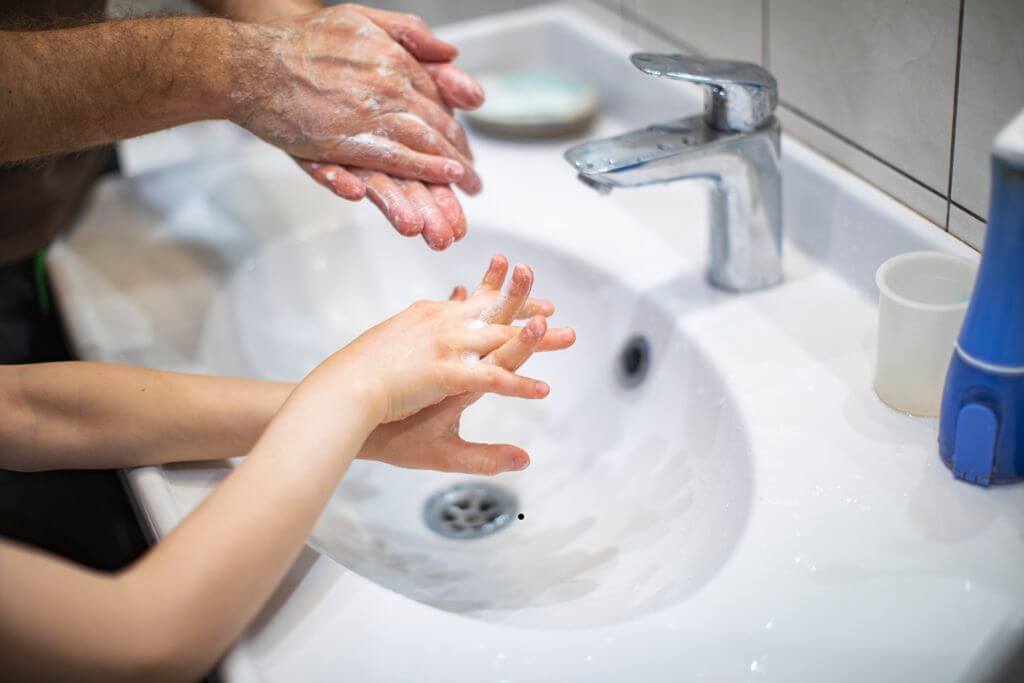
[358,257,573,475]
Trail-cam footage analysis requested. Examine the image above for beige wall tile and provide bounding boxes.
[769,0,959,194]
[951,0,1024,219]
[630,0,764,64]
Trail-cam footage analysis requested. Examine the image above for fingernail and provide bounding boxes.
[463,174,483,195]
[536,381,550,397]
[444,161,465,181]
[512,454,530,470]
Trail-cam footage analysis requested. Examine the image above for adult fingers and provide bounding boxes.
[295,159,366,200]
[428,185,467,241]
[326,135,465,186]
[375,113,481,195]
[351,169,423,236]
[423,62,485,111]
[399,179,454,251]
[351,6,459,62]
[400,91,475,170]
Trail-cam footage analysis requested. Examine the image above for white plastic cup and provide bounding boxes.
[874,251,978,416]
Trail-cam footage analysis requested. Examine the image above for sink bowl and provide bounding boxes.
[47,5,1024,681]
[213,225,752,628]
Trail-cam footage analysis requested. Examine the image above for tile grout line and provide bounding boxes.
[945,0,967,230]
[951,200,985,223]
[780,100,949,202]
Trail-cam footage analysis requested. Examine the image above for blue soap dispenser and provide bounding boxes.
[939,108,1024,486]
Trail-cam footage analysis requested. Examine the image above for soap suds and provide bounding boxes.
[464,318,486,330]
[461,351,481,365]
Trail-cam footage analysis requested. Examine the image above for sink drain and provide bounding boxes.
[424,482,518,539]
[617,335,651,388]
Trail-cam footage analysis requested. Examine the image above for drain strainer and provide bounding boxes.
[424,482,518,539]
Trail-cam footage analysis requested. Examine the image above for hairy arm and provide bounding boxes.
[0,363,292,471]
[195,0,322,21]
[0,17,243,163]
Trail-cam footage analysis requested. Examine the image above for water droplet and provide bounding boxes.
[765,619,774,630]
[751,660,765,673]
[793,556,801,564]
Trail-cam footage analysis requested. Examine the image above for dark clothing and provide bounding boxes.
[0,0,148,580]
[0,0,113,265]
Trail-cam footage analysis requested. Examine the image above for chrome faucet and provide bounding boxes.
[565,54,782,292]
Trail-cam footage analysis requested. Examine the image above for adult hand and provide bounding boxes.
[233,4,484,193]
[358,255,576,474]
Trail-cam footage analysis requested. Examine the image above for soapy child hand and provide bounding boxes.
[307,255,570,427]
[358,255,576,473]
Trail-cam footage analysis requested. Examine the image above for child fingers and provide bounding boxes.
[537,326,576,351]
[473,254,509,294]
[484,316,545,371]
[437,441,530,475]
[515,298,556,319]
[449,285,468,301]
[480,263,533,323]
[459,323,574,354]
[454,363,549,399]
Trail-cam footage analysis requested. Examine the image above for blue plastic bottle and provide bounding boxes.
[939,108,1024,486]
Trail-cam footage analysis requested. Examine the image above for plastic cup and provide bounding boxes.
[874,251,978,416]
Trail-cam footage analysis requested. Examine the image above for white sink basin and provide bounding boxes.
[224,226,751,628]
[47,3,1024,682]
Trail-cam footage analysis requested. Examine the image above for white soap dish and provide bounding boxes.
[464,71,600,139]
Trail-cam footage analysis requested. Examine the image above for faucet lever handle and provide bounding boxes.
[631,53,777,132]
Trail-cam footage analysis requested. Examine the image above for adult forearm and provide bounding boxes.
[0,16,243,163]
[0,362,292,471]
[196,0,321,21]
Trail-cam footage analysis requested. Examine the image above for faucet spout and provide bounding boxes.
[566,114,782,292]
[563,52,784,293]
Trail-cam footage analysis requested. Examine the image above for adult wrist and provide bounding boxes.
[217,0,322,22]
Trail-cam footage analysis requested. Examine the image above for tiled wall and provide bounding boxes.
[588,0,1024,251]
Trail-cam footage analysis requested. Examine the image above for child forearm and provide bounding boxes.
[0,362,293,471]
[0,375,379,683]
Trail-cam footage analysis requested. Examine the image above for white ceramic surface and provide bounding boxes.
[47,5,1024,682]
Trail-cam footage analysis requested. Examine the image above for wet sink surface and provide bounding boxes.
[221,226,751,628]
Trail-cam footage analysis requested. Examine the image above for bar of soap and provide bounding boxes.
[465,72,600,139]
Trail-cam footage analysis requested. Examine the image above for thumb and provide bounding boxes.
[440,439,530,475]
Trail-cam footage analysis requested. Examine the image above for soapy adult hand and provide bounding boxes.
[358,255,576,474]
[232,4,485,248]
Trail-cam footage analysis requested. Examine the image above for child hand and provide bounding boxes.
[358,255,576,473]
[309,255,570,426]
